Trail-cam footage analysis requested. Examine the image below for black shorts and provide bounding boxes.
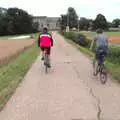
[40,47,51,55]
[95,49,107,62]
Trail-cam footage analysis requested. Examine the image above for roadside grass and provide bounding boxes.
[0,33,39,110]
[110,40,120,44]
[0,44,39,110]
[105,31,120,37]
[105,62,120,82]
[61,32,120,82]
[67,39,93,57]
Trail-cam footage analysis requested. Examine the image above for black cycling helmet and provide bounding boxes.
[43,27,48,33]
[96,28,103,34]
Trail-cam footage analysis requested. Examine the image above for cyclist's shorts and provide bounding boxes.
[40,47,51,55]
[95,49,107,61]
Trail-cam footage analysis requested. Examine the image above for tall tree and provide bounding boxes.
[58,14,67,30]
[0,7,38,35]
[79,17,89,30]
[7,8,33,34]
[112,19,120,27]
[0,8,8,35]
[32,22,39,32]
[67,7,78,28]
[93,14,108,30]
[107,21,112,28]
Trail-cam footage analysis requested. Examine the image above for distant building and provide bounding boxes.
[33,16,60,31]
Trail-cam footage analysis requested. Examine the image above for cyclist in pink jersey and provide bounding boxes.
[38,27,53,67]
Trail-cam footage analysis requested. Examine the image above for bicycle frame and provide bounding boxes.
[93,54,107,84]
[43,49,49,73]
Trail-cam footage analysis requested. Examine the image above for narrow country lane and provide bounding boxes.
[0,32,120,120]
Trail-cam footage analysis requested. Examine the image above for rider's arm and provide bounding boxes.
[37,35,40,47]
[49,33,53,46]
[90,40,94,50]
[90,36,97,50]
[51,37,53,46]
[105,36,109,51]
[106,36,108,46]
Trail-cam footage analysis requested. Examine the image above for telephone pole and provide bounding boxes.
[66,13,69,32]
[78,16,80,32]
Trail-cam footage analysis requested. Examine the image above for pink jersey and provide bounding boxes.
[39,34,52,47]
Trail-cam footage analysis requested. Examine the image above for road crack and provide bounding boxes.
[73,65,102,120]
[90,88,102,120]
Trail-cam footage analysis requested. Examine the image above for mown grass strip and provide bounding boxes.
[0,44,39,110]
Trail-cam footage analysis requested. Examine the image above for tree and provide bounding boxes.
[0,7,38,35]
[58,14,67,30]
[107,22,112,28]
[93,14,108,30]
[7,8,33,34]
[0,9,8,35]
[58,7,78,30]
[112,19,120,27]
[0,7,7,14]
[32,22,39,32]
[79,17,89,30]
[67,7,78,28]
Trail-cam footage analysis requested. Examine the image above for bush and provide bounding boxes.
[60,31,91,47]
[107,46,120,64]
[109,27,120,32]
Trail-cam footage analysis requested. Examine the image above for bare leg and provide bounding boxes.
[93,55,97,76]
[41,51,44,60]
[47,54,51,68]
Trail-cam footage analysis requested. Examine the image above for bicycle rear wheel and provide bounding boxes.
[93,60,99,76]
[44,54,48,74]
[100,65,107,84]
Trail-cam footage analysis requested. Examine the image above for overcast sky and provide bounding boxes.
[1,0,120,22]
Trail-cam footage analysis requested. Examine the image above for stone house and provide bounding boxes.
[33,16,60,31]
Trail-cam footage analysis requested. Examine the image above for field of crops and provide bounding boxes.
[0,33,39,110]
[0,39,35,65]
[81,31,120,44]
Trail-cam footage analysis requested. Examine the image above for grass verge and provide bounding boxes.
[67,39,94,57]
[105,62,120,82]
[0,44,39,110]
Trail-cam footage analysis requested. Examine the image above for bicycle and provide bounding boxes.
[93,50,107,84]
[43,49,50,74]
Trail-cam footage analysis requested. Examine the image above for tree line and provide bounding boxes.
[59,7,120,31]
[0,7,39,35]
